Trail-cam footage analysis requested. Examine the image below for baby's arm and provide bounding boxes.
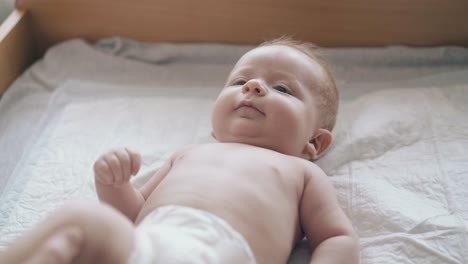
[94,147,181,222]
[94,147,145,222]
[299,162,360,264]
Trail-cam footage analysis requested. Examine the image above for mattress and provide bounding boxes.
[0,38,467,263]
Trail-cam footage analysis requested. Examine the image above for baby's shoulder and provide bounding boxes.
[171,144,201,158]
[292,157,328,181]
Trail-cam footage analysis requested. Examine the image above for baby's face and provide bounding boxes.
[211,45,327,158]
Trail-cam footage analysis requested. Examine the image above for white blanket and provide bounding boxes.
[0,38,467,263]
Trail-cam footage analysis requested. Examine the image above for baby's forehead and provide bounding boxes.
[231,45,327,85]
[236,45,301,64]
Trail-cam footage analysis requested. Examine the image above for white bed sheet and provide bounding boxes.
[0,38,467,263]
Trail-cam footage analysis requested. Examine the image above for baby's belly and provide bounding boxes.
[136,165,302,264]
[137,165,288,223]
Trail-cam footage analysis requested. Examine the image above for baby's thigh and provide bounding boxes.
[50,201,135,264]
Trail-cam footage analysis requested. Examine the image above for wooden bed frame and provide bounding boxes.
[1,0,467,96]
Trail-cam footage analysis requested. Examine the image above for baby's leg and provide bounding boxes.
[24,226,83,264]
[0,201,135,264]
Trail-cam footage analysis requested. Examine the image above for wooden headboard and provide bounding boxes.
[1,0,468,95]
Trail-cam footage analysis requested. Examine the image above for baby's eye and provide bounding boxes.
[234,80,246,86]
[274,86,291,95]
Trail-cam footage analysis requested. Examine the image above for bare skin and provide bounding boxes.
[0,144,357,264]
[135,143,357,264]
[0,44,359,264]
[93,141,358,264]
[144,143,304,263]
[24,227,83,264]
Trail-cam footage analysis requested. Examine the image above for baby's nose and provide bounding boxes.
[242,80,267,96]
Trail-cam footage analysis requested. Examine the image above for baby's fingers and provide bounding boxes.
[104,153,123,185]
[125,147,141,176]
[93,159,113,184]
[114,148,132,181]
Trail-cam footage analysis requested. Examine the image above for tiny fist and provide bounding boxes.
[94,157,114,185]
[125,147,142,176]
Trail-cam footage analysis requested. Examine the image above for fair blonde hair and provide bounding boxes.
[260,37,338,131]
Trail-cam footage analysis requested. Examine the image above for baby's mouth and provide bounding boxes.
[235,101,265,116]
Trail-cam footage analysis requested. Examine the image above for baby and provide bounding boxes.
[0,38,359,264]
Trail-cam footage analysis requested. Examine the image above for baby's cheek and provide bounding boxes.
[271,106,301,131]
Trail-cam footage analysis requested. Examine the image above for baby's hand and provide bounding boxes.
[93,148,141,186]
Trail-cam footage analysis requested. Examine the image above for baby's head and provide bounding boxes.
[211,37,338,160]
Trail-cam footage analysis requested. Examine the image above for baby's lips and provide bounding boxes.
[236,100,265,115]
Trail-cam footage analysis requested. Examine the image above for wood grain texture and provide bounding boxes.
[1,0,467,95]
[16,0,468,55]
[0,10,35,96]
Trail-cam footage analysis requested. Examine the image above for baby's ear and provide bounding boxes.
[304,129,333,160]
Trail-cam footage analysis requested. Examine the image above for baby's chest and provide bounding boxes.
[179,143,300,172]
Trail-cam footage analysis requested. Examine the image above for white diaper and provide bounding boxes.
[128,205,256,264]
